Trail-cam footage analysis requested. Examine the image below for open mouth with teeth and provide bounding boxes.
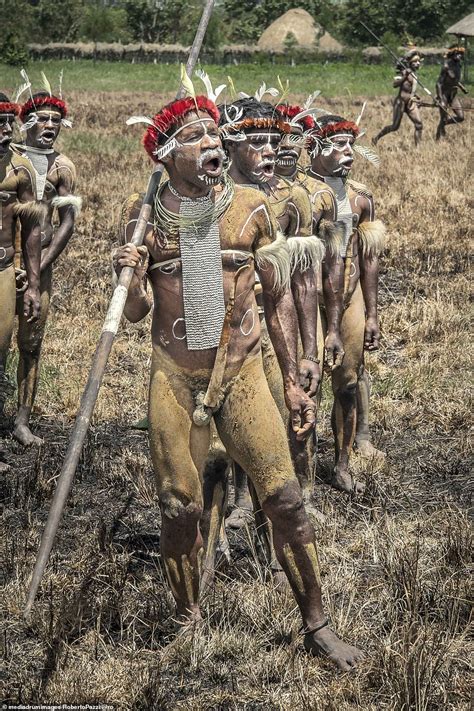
[198,153,223,185]
[40,130,56,144]
[259,160,275,179]
[277,151,298,167]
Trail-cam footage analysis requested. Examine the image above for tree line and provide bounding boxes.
[1,0,470,65]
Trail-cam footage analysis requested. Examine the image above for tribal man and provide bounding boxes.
[13,88,80,446]
[0,93,42,459]
[218,98,324,526]
[373,49,424,146]
[306,114,386,493]
[116,93,363,669]
[436,46,467,140]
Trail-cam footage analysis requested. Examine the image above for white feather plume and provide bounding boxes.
[20,69,35,104]
[353,143,380,166]
[238,91,250,98]
[303,90,321,110]
[356,101,367,126]
[14,81,31,103]
[41,71,52,97]
[254,82,279,102]
[195,69,226,103]
[126,115,156,127]
[58,69,64,99]
[291,106,329,125]
[180,64,195,99]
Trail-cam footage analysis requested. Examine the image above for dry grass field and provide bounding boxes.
[1,85,472,709]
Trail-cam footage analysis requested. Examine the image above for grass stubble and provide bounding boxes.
[0,89,472,709]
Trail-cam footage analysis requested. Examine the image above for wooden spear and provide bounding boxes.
[24,0,216,615]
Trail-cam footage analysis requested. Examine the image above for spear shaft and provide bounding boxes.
[24,0,215,615]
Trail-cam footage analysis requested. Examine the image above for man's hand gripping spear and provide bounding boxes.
[23,0,216,616]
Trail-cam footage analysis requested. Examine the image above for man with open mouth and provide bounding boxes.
[305,114,387,494]
[13,85,81,447]
[0,93,43,458]
[220,98,346,533]
[116,89,363,671]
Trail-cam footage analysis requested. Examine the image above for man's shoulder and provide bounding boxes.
[121,192,145,219]
[232,183,272,211]
[7,147,33,175]
[53,152,76,174]
[347,178,373,201]
[299,170,334,195]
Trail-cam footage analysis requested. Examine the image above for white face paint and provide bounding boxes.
[245,131,281,182]
[320,133,355,176]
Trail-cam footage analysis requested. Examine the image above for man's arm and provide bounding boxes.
[113,243,152,323]
[287,186,322,395]
[315,191,345,368]
[41,160,80,271]
[253,200,315,439]
[16,169,43,322]
[357,195,386,351]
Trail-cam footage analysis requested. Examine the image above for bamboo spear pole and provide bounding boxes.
[24,0,216,615]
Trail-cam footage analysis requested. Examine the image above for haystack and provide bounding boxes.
[257,8,343,52]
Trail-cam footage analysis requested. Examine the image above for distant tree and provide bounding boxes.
[32,0,86,43]
[0,0,32,64]
[79,1,131,44]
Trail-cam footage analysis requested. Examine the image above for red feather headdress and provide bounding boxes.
[143,95,220,162]
[276,104,315,131]
[20,95,68,122]
[311,120,359,140]
[0,102,19,116]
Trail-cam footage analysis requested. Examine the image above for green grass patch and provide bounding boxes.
[1,59,442,98]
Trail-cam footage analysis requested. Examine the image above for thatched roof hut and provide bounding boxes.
[446,12,474,36]
[257,8,343,52]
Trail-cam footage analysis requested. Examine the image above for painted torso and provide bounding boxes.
[438,59,462,99]
[0,150,35,264]
[121,183,279,373]
[16,146,76,249]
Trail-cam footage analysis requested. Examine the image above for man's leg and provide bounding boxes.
[215,354,363,671]
[407,104,423,146]
[0,266,16,452]
[354,365,385,460]
[443,96,464,127]
[14,265,52,446]
[148,348,210,622]
[436,107,447,140]
[372,97,404,145]
[330,285,365,494]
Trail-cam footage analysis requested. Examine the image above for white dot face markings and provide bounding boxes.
[172,318,187,340]
[240,308,255,336]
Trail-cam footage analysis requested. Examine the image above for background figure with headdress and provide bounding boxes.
[0,92,43,456]
[306,114,386,494]
[372,48,424,146]
[435,46,467,140]
[13,75,81,446]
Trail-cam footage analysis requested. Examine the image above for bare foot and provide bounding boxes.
[226,503,253,530]
[330,466,365,495]
[354,438,386,461]
[304,625,364,671]
[13,423,43,447]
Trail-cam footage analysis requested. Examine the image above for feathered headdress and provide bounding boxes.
[308,114,380,166]
[18,70,71,129]
[219,98,289,142]
[128,95,220,163]
[0,99,19,116]
[276,104,316,132]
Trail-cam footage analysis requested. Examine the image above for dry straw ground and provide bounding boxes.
[1,90,472,710]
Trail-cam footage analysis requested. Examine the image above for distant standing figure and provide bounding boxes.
[436,46,467,140]
[373,49,424,146]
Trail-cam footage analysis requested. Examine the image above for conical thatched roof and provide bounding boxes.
[257,8,343,52]
[447,12,474,37]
